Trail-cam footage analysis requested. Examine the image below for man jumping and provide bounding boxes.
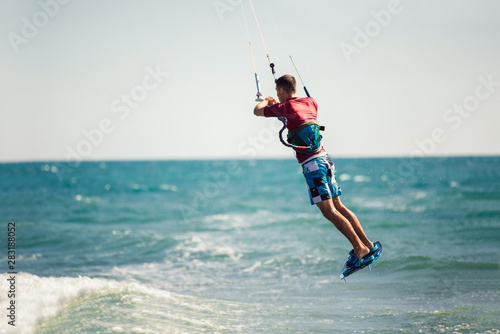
[253,74,381,275]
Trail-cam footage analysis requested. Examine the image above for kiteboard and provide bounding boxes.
[340,241,383,281]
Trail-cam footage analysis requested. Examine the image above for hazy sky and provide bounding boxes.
[1,0,499,162]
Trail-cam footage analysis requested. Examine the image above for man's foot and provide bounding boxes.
[344,252,375,270]
[353,245,371,260]
[341,241,383,280]
[350,241,377,259]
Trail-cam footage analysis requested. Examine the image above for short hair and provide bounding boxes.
[275,75,296,94]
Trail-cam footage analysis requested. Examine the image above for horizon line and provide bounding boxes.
[1,153,500,165]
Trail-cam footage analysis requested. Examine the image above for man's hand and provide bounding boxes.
[254,96,277,117]
[264,96,277,105]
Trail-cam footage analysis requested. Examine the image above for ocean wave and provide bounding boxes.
[0,273,122,334]
[174,234,244,262]
[131,183,178,192]
[0,272,282,334]
[338,173,372,182]
[378,255,500,275]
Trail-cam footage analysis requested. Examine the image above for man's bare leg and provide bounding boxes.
[332,196,374,250]
[316,199,370,259]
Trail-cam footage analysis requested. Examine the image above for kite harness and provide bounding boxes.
[278,117,325,154]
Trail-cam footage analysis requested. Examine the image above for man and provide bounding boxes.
[253,74,380,270]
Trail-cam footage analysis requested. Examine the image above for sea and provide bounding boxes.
[1,156,499,334]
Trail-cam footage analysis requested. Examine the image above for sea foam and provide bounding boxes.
[0,273,141,334]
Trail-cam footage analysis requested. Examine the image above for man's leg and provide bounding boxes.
[316,199,370,259]
[332,197,374,250]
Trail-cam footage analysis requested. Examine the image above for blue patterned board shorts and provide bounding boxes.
[302,155,342,205]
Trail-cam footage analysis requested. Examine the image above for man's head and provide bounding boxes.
[275,74,297,103]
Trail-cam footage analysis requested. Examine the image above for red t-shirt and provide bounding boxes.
[264,97,326,164]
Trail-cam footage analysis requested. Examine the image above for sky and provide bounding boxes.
[1,0,499,162]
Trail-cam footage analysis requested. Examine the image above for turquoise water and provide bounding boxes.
[1,157,499,333]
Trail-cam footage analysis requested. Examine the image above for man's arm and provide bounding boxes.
[253,96,277,117]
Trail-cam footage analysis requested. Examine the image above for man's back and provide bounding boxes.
[264,96,318,132]
[264,96,325,164]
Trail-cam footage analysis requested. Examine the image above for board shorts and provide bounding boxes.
[302,154,342,205]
